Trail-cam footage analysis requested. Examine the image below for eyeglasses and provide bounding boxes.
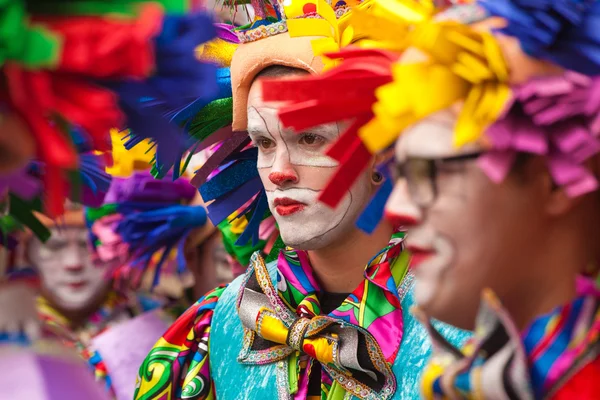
[395,152,482,207]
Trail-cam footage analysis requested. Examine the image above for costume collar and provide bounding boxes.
[421,277,600,399]
[37,290,138,343]
[276,231,407,361]
[237,231,408,399]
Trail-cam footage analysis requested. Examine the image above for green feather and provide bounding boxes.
[8,194,51,242]
[26,0,191,16]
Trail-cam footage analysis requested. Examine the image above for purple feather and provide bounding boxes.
[479,72,600,197]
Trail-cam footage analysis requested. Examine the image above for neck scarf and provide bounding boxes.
[37,291,141,395]
[237,231,409,399]
[420,277,600,399]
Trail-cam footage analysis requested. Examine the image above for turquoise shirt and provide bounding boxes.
[210,259,471,399]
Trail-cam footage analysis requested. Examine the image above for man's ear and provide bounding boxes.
[543,156,600,217]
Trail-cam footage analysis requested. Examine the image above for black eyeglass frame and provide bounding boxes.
[395,152,483,207]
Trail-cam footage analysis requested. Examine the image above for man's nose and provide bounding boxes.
[268,155,299,186]
[384,180,423,229]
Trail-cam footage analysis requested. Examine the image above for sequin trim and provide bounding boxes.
[398,271,415,302]
[252,253,296,325]
[287,317,311,350]
[276,360,293,400]
[235,7,352,44]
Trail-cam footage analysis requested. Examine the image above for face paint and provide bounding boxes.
[29,227,109,312]
[247,79,372,250]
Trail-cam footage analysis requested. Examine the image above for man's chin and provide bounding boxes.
[280,230,335,251]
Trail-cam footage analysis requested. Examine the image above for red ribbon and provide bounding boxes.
[261,48,398,208]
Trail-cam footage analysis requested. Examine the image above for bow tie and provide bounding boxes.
[237,252,397,400]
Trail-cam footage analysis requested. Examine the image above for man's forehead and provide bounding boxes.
[395,109,482,160]
[47,226,87,238]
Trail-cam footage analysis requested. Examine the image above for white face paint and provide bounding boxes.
[29,227,109,312]
[247,79,372,250]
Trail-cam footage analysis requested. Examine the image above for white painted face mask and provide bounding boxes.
[29,227,109,312]
[246,81,372,250]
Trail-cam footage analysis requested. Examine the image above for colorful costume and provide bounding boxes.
[136,234,467,400]
[38,289,168,398]
[421,279,600,399]
[135,1,470,399]
[0,2,220,398]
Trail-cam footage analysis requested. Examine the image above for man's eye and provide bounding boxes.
[257,138,275,150]
[45,242,67,251]
[299,133,325,147]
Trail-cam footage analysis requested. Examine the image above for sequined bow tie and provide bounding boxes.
[236,253,396,400]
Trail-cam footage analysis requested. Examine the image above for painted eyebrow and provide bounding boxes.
[44,238,68,246]
[285,124,340,138]
[247,107,275,139]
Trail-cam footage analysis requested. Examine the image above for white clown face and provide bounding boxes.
[247,78,372,250]
[29,227,110,312]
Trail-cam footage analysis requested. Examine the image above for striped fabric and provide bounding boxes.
[420,277,600,399]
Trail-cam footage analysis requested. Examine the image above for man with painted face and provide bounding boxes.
[135,1,469,400]
[28,208,158,397]
[21,202,181,400]
[31,221,111,327]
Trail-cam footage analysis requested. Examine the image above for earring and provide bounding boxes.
[371,171,383,185]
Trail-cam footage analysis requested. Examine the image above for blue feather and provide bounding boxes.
[356,165,393,234]
[479,0,600,75]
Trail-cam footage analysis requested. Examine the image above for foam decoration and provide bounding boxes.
[171,68,233,128]
[0,194,50,243]
[106,130,154,178]
[218,216,267,268]
[25,0,196,16]
[103,172,196,205]
[145,28,238,179]
[3,5,163,217]
[196,24,240,66]
[5,65,118,216]
[111,11,219,179]
[199,159,259,201]
[230,31,324,131]
[87,172,198,287]
[286,0,356,70]
[478,72,600,197]
[347,0,437,52]
[205,176,265,226]
[1,3,218,221]
[233,190,268,246]
[78,154,112,208]
[0,1,61,68]
[360,19,511,153]
[0,344,111,400]
[90,214,130,272]
[478,0,600,76]
[191,131,250,187]
[355,165,393,233]
[0,168,41,201]
[261,48,397,208]
[116,205,207,284]
[167,67,235,178]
